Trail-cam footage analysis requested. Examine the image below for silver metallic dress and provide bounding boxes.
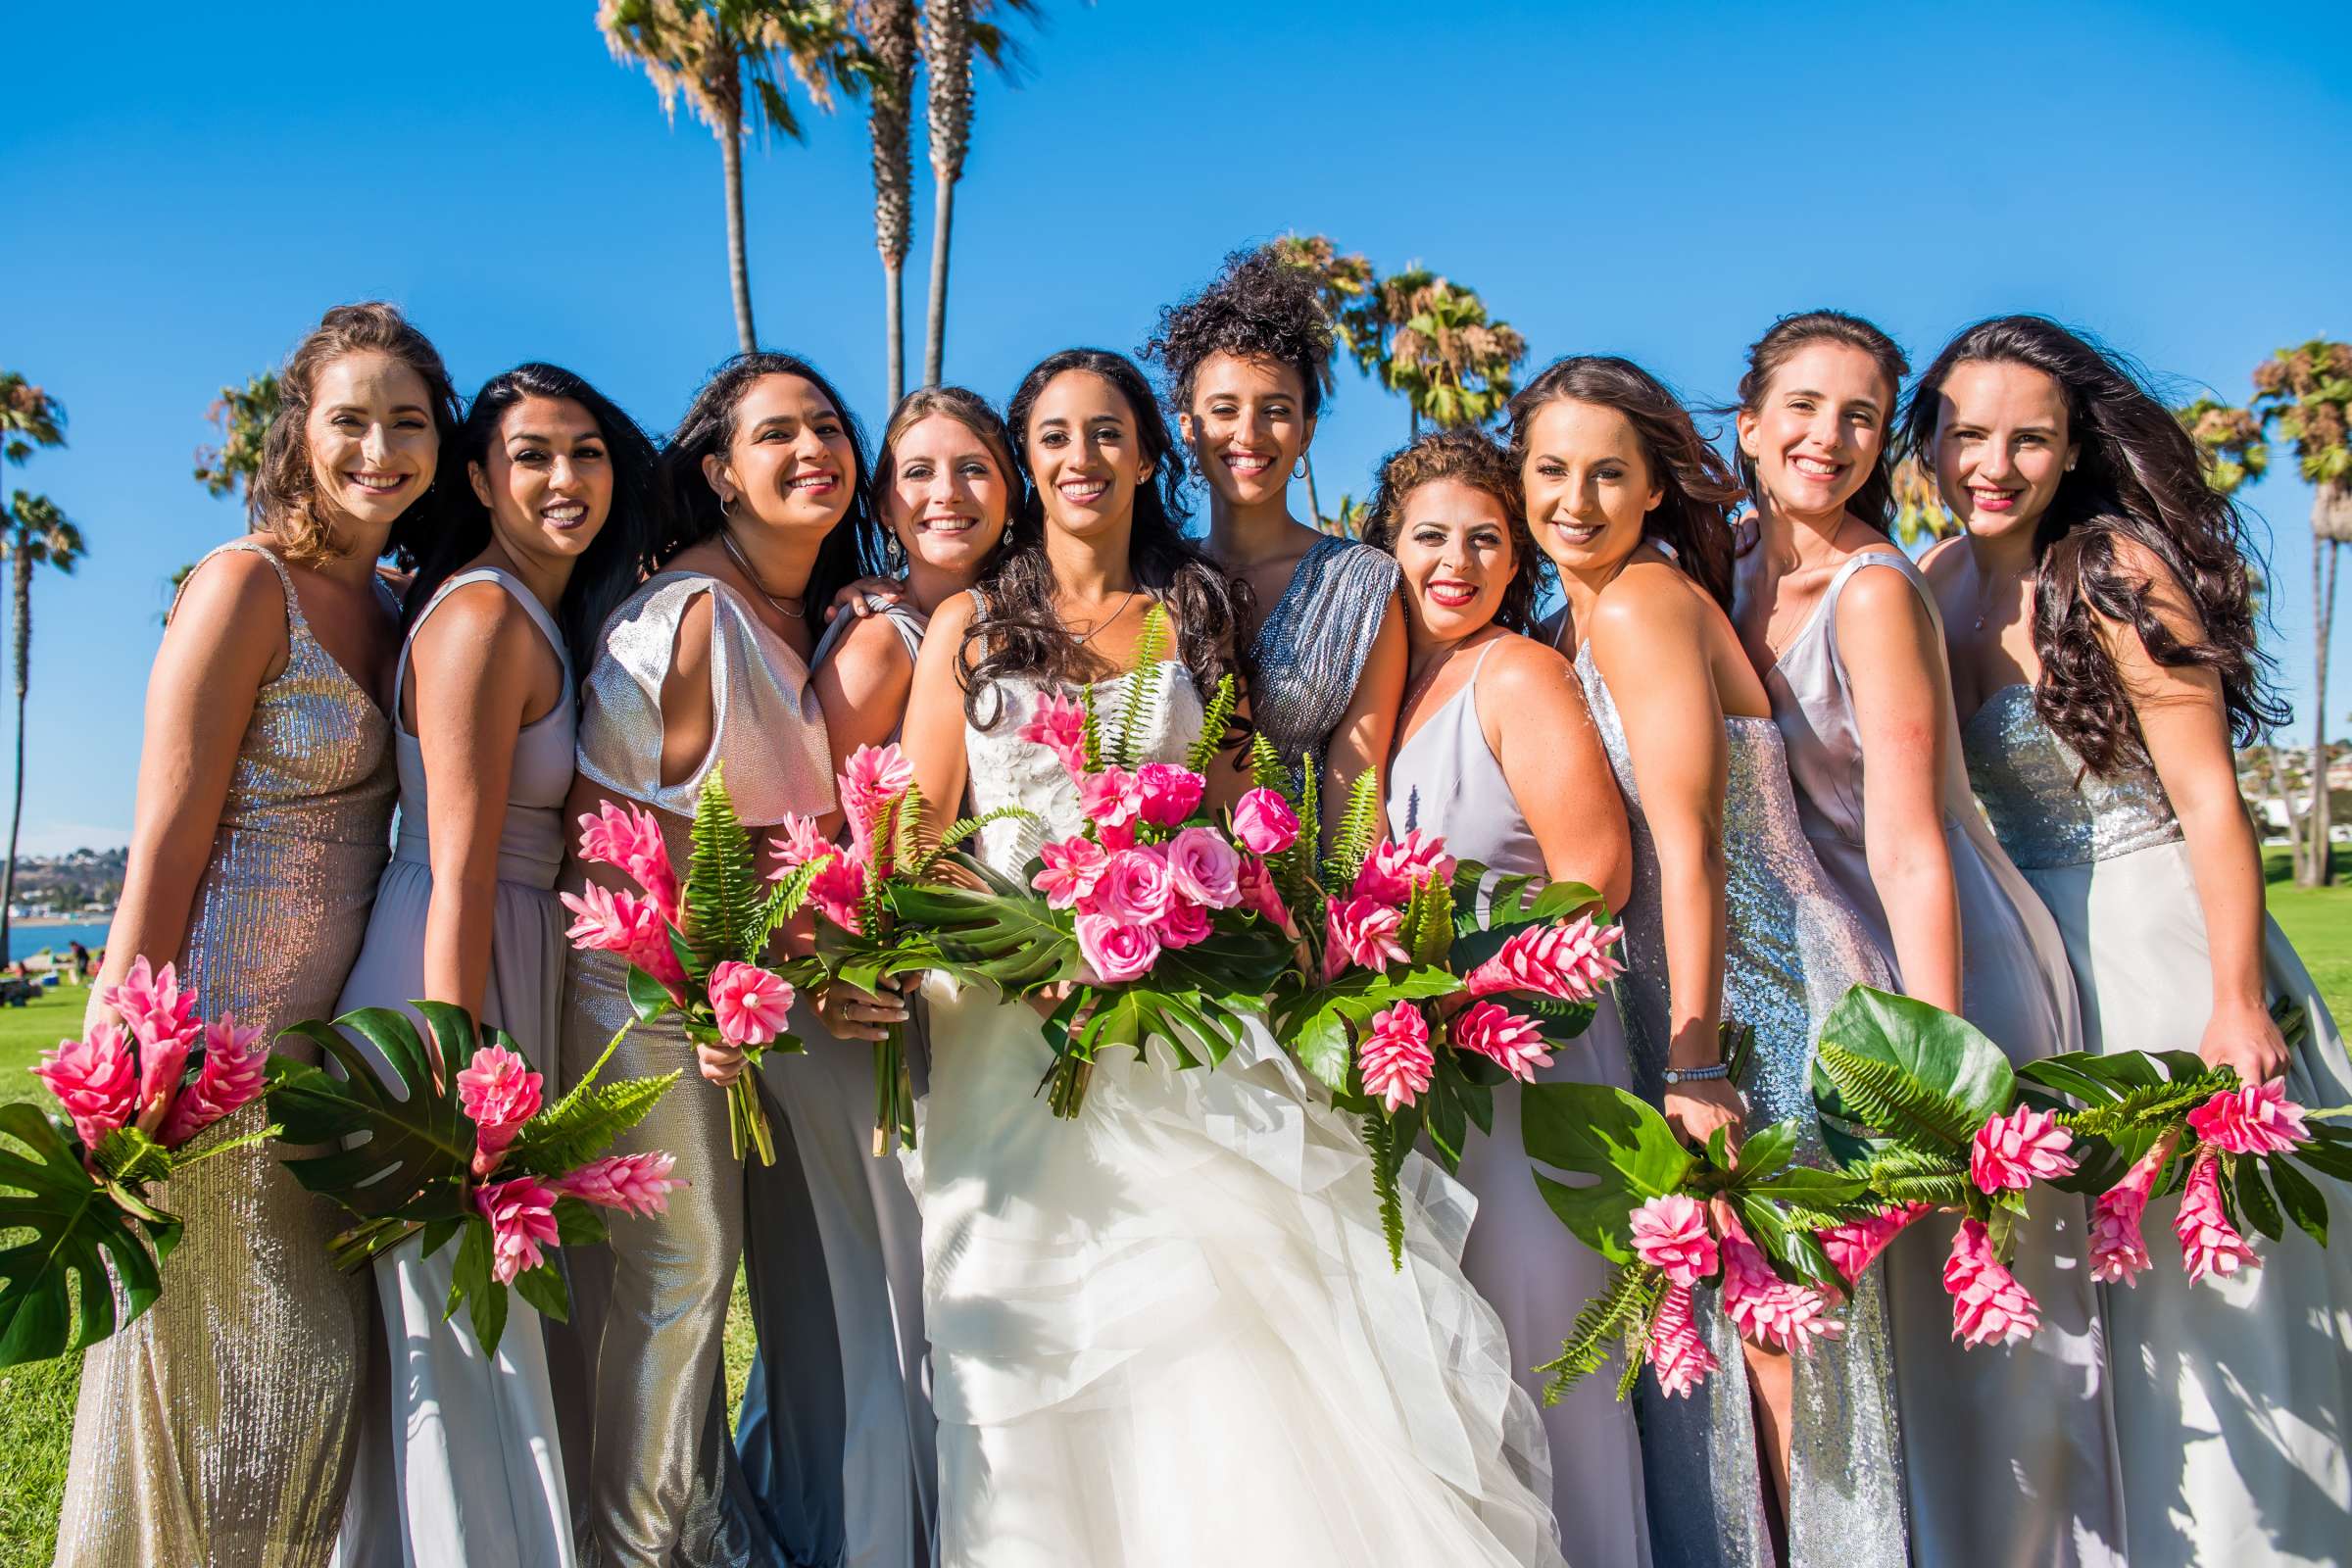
[554,571,836,1567]
[54,541,396,1568]
[1966,683,2352,1568]
[1574,636,1909,1568]
[1247,535,1399,774]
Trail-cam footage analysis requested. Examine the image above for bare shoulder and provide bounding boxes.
[172,546,287,640]
[666,584,717,683]
[1919,535,1968,587]
[1482,629,1576,693]
[925,591,983,663]
[419,579,552,666]
[829,609,918,686]
[1591,560,1707,650]
[1836,552,1936,639]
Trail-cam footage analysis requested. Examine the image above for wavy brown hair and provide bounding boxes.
[1903,315,2286,773]
[1361,428,1544,635]
[960,349,1244,725]
[249,301,462,567]
[1731,309,1909,535]
[865,384,1018,575]
[1507,355,1745,612]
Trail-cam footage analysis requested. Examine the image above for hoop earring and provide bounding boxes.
[1292,457,1309,481]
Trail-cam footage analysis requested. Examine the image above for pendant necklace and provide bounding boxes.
[720,529,807,620]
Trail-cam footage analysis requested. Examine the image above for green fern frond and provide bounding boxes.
[1536,1260,1663,1404]
[1322,768,1384,892]
[909,807,1035,879]
[1366,1112,1405,1269]
[685,764,759,966]
[1110,605,1172,768]
[507,1071,681,1175]
[1247,731,1288,792]
[751,856,829,956]
[1298,754,1320,850]
[1079,684,1104,773]
[1403,876,1456,968]
[1862,1144,1972,1206]
[2064,1071,2238,1141]
[1186,673,1241,774]
[890,781,928,877]
[1815,1040,1979,1152]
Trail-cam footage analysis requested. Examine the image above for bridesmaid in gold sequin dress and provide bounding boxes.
[53,303,462,1568]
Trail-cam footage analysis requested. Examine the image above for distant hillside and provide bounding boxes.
[9,847,125,912]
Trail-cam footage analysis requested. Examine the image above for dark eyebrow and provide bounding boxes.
[327,402,429,417]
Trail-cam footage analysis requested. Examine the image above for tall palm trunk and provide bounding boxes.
[719,112,758,355]
[1300,454,1322,529]
[1,553,29,965]
[921,0,972,389]
[2309,539,2336,886]
[924,178,954,387]
[885,261,906,405]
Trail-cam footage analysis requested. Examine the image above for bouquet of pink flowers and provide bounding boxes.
[0,957,275,1365]
[268,1001,682,1353]
[563,767,831,1165]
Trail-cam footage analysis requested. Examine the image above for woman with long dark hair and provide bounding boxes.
[1143,248,1405,796]
[328,363,660,1566]
[552,351,878,1564]
[1915,315,2352,1566]
[56,302,462,1567]
[1728,313,2123,1566]
[1516,354,1906,1567]
[892,349,1561,1566]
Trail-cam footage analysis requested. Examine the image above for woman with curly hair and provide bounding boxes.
[1143,247,1406,801]
[1517,354,1907,1568]
[1916,315,2352,1568]
[1360,428,1642,1564]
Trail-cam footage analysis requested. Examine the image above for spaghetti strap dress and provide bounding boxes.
[1748,547,2126,1568]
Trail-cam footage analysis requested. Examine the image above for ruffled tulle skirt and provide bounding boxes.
[904,982,1564,1568]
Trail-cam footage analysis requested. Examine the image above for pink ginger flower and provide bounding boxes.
[1628,1193,1719,1287]
[554,1151,684,1218]
[575,799,680,922]
[1970,1104,2080,1196]
[2187,1079,2312,1156]
[32,1022,139,1150]
[709,961,795,1049]
[2175,1151,2262,1284]
[456,1045,544,1177]
[1136,762,1206,828]
[1942,1217,2042,1348]
[839,743,915,858]
[1351,831,1457,907]
[1647,1281,1721,1398]
[1032,836,1112,910]
[1017,690,1088,774]
[808,854,869,935]
[1463,915,1625,1004]
[1817,1201,1930,1283]
[1358,1003,1435,1113]
[1323,895,1409,981]
[1237,856,1296,934]
[1153,899,1213,950]
[1230,788,1299,857]
[2090,1174,2158,1287]
[1449,1002,1554,1084]
[766,813,832,875]
[1076,912,1160,984]
[1163,826,1242,908]
[104,956,201,1055]
[1721,1218,1843,1355]
[157,1016,269,1148]
[561,884,689,998]
[1077,766,1144,831]
[1087,847,1174,925]
[474,1176,563,1285]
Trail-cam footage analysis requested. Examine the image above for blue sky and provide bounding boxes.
[6,0,2349,856]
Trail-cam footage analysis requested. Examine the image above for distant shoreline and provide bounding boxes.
[12,914,113,928]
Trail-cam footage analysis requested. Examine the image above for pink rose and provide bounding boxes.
[1017,690,1088,774]
[709,961,796,1049]
[1230,788,1299,857]
[1970,1104,2079,1195]
[1237,856,1296,934]
[1358,1003,1435,1112]
[575,800,681,923]
[2187,1078,2312,1156]
[1449,1002,1553,1084]
[1154,900,1214,949]
[158,1015,270,1148]
[1088,847,1173,925]
[1032,836,1112,910]
[1076,912,1160,984]
[1077,766,1144,831]
[1628,1193,1719,1287]
[32,1022,139,1150]
[474,1176,562,1285]
[1322,895,1408,980]
[1135,762,1206,829]
[456,1044,545,1177]
[1163,826,1242,908]
[555,1151,684,1218]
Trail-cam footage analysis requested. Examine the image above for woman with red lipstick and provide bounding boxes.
[1915,315,2352,1567]
[1145,249,1406,799]
[1361,429,1648,1566]
[1518,354,1906,1568]
[56,303,462,1568]
[1729,312,2124,1566]
[552,351,882,1565]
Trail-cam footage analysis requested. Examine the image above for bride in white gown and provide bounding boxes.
[894,351,1565,1568]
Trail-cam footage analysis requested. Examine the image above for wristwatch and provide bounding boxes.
[1660,1063,1731,1086]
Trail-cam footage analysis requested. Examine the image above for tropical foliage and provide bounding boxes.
[0,371,81,962]
[191,371,280,500]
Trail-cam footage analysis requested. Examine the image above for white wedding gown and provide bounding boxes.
[904,661,1566,1568]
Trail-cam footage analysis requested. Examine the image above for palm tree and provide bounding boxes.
[1266,233,1376,524]
[1344,268,1527,437]
[1891,454,1959,546]
[1,492,84,961]
[192,371,280,499]
[0,373,65,467]
[852,0,918,402]
[916,0,1033,386]
[601,0,858,355]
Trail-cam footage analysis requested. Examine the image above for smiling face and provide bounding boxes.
[703,372,856,539]
[468,395,612,570]
[1931,359,2078,542]
[1520,397,1662,583]
[1179,352,1313,511]
[881,412,1010,577]
[1737,339,1894,521]
[1393,478,1517,644]
[305,351,440,538]
[1025,369,1152,545]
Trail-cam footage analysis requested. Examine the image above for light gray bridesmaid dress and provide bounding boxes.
[1386,638,1651,1568]
[1967,683,2352,1568]
[1248,535,1400,775]
[1746,547,2126,1568]
[735,597,939,1568]
[1573,631,1909,1568]
[332,567,576,1567]
[554,571,838,1567]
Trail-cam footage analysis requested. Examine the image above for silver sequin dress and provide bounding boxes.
[1247,535,1399,774]
[55,541,396,1568]
[1573,636,1908,1568]
[1966,684,2352,1568]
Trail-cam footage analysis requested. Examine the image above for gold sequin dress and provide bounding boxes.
[54,541,397,1567]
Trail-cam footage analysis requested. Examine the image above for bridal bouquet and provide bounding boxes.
[563,771,828,1165]
[0,957,273,1366]
[267,1002,681,1353]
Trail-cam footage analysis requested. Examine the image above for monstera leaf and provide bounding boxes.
[1810,985,2017,1167]
[0,1102,182,1367]
[1523,1082,1696,1263]
[268,1002,484,1221]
